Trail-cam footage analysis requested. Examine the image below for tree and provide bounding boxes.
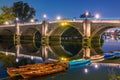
[12,1,36,22]
[0,1,36,24]
[0,6,14,24]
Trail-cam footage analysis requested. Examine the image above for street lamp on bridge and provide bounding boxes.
[30,18,34,22]
[56,16,61,20]
[95,13,100,19]
[43,14,47,20]
[4,21,9,25]
[80,11,94,19]
[80,11,100,19]
[15,17,19,22]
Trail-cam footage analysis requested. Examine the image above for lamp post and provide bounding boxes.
[30,18,34,22]
[95,13,100,19]
[56,16,61,21]
[43,14,47,20]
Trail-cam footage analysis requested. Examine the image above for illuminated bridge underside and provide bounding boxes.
[50,26,71,36]
[48,22,83,36]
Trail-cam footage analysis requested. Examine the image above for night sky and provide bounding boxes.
[0,0,120,21]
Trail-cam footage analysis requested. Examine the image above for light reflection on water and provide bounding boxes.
[0,38,120,79]
[37,63,120,80]
[0,63,119,80]
[102,39,120,52]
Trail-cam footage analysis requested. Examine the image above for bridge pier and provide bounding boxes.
[42,45,48,61]
[82,37,91,48]
[15,22,20,45]
[82,19,91,48]
[42,21,49,45]
[83,47,90,59]
[16,44,20,56]
[14,22,21,62]
[83,19,91,37]
[82,19,91,58]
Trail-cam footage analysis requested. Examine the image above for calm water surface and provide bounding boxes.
[3,63,120,80]
[0,38,120,80]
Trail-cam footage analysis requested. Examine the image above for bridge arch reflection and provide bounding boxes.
[20,28,41,52]
[91,26,120,55]
[0,29,15,50]
[49,24,83,59]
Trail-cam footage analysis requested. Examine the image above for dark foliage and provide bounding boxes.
[12,1,36,22]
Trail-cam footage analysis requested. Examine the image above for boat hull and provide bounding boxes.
[104,53,115,59]
[69,59,91,66]
[7,61,69,79]
[114,51,120,57]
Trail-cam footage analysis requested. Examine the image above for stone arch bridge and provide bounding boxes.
[0,19,120,44]
[0,19,120,59]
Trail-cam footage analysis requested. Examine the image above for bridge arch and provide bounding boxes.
[91,25,119,37]
[0,29,15,50]
[48,22,83,58]
[48,22,84,37]
[49,45,83,59]
[91,25,120,54]
[20,28,42,52]
[49,22,83,44]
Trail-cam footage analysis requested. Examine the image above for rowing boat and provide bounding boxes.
[7,61,69,78]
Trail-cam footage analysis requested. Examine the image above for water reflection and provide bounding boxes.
[61,27,82,57]
[84,68,88,74]
[0,62,119,80]
[0,31,15,53]
[16,58,19,63]
[1,34,120,62]
[1,28,120,79]
[94,64,99,69]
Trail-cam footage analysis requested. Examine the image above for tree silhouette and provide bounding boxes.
[12,1,36,22]
[0,6,14,24]
[0,1,36,24]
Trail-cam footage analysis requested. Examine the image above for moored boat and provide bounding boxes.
[69,59,91,66]
[7,67,30,77]
[113,51,120,57]
[91,55,104,62]
[20,65,66,78]
[91,55,104,60]
[7,68,20,77]
[7,61,69,78]
[104,53,115,59]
